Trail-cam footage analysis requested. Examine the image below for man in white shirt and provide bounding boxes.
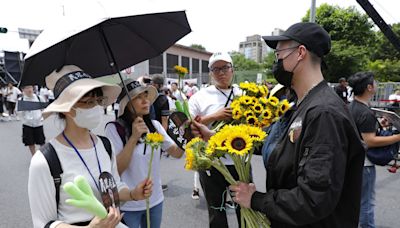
[19,85,46,155]
[5,82,22,120]
[171,82,187,102]
[188,52,242,227]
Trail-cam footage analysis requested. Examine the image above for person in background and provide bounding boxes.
[171,82,187,103]
[5,82,22,121]
[18,85,46,156]
[105,79,183,228]
[189,52,242,227]
[151,75,170,131]
[388,89,400,111]
[348,72,400,228]
[0,84,4,121]
[334,77,349,103]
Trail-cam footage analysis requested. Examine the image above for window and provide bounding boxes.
[202,60,209,73]
[149,54,163,74]
[192,58,199,73]
[167,54,179,73]
[182,56,190,72]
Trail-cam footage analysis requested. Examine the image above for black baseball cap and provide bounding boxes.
[263,22,331,57]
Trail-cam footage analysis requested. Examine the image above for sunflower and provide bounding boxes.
[230,100,241,110]
[184,148,195,170]
[240,95,253,105]
[252,103,264,114]
[259,85,269,97]
[225,132,253,156]
[248,84,259,94]
[239,82,250,90]
[244,110,255,118]
[206,131,229,156]
[232,108,243,120]
[262,109,273,120]
[246,115,258,126]
[260,119,272,128]
[246,126,267,142]
[268,96,279,107]
[174,65,188,76]
[145,133,164,147]
[186,137,204,150]
[259,97,268,105]
[279,100,291,113]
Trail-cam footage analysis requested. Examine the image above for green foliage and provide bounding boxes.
[367,59,400,82]
[370,23,400,61]
[231,52,262,71]
[190,44,206,51]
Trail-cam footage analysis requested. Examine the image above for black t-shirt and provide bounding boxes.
[334,85,348,103]
[152,93,170,122]
[349,100,377,135]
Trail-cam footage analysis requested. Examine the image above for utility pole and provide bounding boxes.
[310,0,316,22]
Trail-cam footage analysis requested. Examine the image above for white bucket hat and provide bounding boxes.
[117,79,158,117]
[42,65,121,119]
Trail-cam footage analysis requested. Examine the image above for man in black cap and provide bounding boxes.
[229,22,366,227]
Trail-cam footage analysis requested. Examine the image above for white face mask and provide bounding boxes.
[72,106,103,130]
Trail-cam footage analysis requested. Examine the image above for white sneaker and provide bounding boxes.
[191,189,200,200]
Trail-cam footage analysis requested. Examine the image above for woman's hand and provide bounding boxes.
[191,120,215,141]
[130,178,153,201]
[87,206,121,228]
[131,117,149,141]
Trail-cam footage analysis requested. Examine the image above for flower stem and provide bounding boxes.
[146,147,155,228]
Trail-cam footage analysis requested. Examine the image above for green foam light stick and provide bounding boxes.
[63,175,107,219]
[175,100,184,113]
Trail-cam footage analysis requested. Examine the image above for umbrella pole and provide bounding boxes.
[99,27,137,118]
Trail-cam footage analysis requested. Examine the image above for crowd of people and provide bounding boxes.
[2,22,398,228]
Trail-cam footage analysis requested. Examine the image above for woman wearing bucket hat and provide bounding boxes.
[28,65,153,228]
[105,79,183,228]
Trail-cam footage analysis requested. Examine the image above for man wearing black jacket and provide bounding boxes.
[230,22,366,227]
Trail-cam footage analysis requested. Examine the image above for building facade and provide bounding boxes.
[238,35,268,63]
[127,44,212,85]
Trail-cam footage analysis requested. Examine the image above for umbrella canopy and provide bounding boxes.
[20,10,191,86]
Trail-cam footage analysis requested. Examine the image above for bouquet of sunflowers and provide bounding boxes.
[185,82,292,228]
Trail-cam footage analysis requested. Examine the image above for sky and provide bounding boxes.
[0,0,399,53]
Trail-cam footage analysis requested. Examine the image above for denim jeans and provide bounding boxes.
[359,166,376,228]
[122,201,163,228]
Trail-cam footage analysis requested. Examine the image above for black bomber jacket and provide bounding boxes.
[251,81,366,228]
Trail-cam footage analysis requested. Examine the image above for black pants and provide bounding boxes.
[199,165,241,228]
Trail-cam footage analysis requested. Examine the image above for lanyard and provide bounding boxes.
[62,132,102,190]
[215,86,234,107]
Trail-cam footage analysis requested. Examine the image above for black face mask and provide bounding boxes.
[272,49,300,87]
[272,59,293,87]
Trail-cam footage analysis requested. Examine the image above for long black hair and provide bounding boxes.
[118,104,157,138]
[348,72,375,96]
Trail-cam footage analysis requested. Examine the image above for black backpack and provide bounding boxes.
[40,135,112,210]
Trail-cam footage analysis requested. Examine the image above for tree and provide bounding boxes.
[302,4,375,81]
[190,44,206,51]
[231,52,261,71]
[370,23,400,61]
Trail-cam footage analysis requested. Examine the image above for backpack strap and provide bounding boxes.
[98,135,112,159]
[40,143,62,211]
[106,121,127,145]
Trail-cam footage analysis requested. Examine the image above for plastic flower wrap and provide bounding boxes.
[185,125,270,227]
[144,132,164,228]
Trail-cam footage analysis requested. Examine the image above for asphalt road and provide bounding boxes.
[0,112,399,228]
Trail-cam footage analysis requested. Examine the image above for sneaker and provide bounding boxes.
[191,189,200,200]
[162,184,168,192]
[225,200,236,209]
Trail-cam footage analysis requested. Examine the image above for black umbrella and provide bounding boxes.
[20,11,191,86]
